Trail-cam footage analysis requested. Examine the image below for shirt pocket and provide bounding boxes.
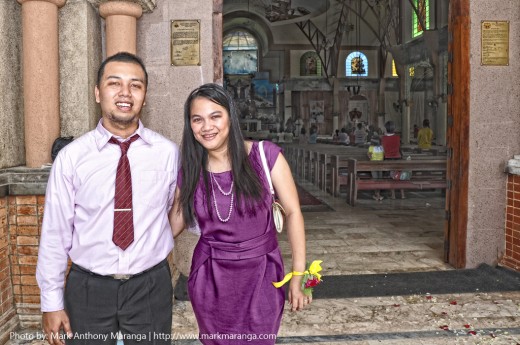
[134,170,171,209]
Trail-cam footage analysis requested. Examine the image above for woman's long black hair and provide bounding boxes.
[178,83,264,227]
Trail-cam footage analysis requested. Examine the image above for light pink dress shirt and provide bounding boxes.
[36,120,179,312]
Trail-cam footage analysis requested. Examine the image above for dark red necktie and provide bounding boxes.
[109,134,139,250]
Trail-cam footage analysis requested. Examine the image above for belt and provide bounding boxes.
[190,231,278,276]
[198,231,278,261]
[71,259,168,281]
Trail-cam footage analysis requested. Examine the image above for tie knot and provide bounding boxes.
[110,135,139,155]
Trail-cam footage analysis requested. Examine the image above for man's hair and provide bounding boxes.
[385,121,396,133]
[96,52,148,88]
[178,83,264,228]
[423,119,430,127]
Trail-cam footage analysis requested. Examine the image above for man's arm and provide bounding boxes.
[36,152,75,344]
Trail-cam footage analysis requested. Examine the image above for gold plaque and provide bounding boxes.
[171,20,201,66]
[481,21,509,66]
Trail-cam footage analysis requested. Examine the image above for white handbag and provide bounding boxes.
[259,141,286,233]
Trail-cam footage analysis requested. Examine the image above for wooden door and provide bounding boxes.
[444,0,469,268]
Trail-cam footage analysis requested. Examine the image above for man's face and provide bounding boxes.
[95,61,146,130]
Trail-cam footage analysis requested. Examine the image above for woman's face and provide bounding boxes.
[189,96,231,153]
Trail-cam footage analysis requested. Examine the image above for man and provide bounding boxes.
[36,52,179,345]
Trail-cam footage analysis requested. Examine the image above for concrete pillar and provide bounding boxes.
[59,0,102,137]
[402,105,411,144]
[18,0,66,167]
[99,1,142,57]
[284,90,293,131]
[436,101,447,146]
[0,0,24,169]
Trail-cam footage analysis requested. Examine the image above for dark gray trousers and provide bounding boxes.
[64,260,173,345]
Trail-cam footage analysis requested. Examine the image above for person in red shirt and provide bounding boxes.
[381,121,405,199]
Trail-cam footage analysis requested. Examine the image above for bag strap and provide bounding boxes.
[258,141,275,198]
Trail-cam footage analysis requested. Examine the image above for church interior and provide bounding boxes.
[222,0,448,147]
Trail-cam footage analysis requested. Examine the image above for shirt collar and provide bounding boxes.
[94,119,151,151]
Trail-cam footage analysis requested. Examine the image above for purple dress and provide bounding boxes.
[187,141,285,344]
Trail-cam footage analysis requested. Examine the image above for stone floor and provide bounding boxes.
[7,182,520,344]
[170,182,520,344]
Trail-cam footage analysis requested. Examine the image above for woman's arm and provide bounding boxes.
[270,153,308,311]
[168,187,186,239]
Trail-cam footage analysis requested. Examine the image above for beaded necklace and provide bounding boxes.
[208,167,234,222]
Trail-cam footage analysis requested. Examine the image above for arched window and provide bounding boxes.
[223,30,258,74]
[392,60,398,77]
[412,0,430,38]
[345,52,368,77]
[300,51,322,76]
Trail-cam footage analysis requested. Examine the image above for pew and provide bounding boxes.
[347,158,447,206]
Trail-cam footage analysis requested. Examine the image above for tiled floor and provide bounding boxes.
[7,182,519,344]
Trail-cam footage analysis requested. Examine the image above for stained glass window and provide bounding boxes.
[412,0,430,38]
[223,30,258,51]
[300,52,322,76]
[392,60,398,77]
[346,52,368,77]
[223,31,258,74]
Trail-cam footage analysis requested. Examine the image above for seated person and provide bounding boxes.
[308,125,318,144]
[367,137,384,201]
[417,119,434,149]
[381,121,401,159]
[354,123,367,146]
[381,121,405,199]
[299,127,308,145]
[338,128,350,145]
[332,129,340,142]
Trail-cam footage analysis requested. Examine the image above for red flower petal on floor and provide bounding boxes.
[426,296,433,300]
[441,312,448,315]
[468,331,477,335]
[439,325,449,331]
[450,301,457,305]
[393,304,400,307]
[464,324,471,328]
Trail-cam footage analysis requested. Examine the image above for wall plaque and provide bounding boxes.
[171,20,200,66]
[481,21,509,66]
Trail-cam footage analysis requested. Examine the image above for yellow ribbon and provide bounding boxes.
[272,260,323,288]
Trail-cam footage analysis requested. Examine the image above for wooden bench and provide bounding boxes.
[347,159,447,206]
[325,152,368,197]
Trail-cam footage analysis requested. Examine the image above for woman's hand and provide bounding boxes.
[288,275,312,311]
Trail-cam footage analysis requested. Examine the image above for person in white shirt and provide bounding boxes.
[37,52,179,345]
[338,128,350,145]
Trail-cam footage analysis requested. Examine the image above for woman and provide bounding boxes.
[417,118,434,149]
[169,84,308,344]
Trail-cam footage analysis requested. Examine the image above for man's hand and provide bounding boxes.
[42,310,72,345]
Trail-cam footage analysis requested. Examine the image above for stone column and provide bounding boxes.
[59,0,102,139]
[18,0,66,167]
[99,1,142,57]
